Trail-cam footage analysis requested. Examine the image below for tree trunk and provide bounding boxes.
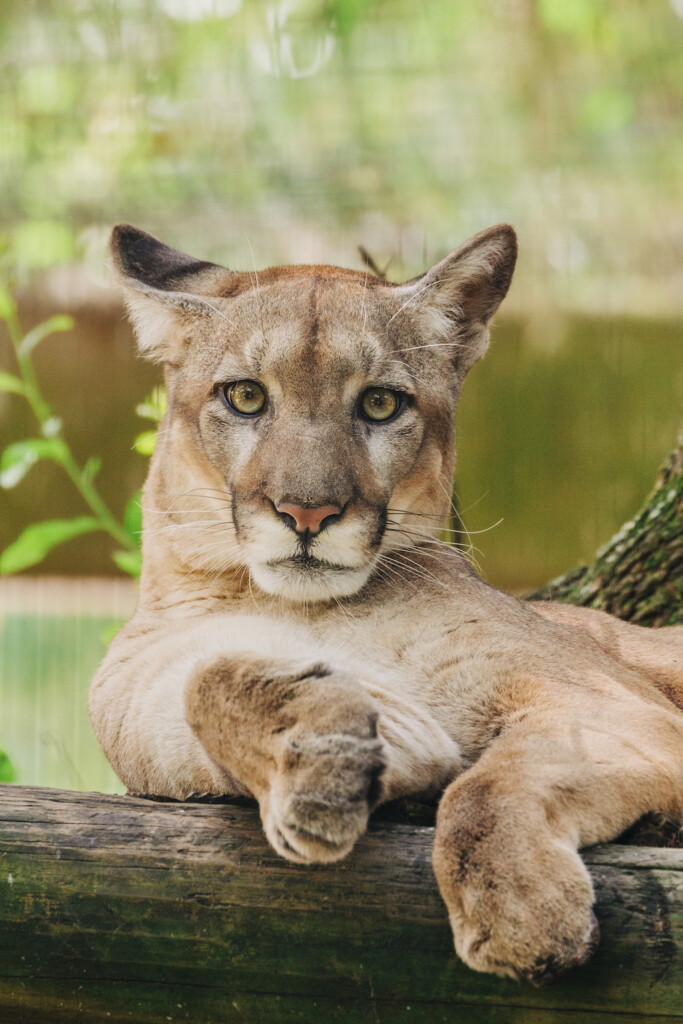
[528,436,683,625]
[1,785,683,1024]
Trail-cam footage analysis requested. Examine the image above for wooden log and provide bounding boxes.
[1,785,682,1022]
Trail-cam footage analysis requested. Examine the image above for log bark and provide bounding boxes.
[528,437,683,625]
[1,785,683,1023]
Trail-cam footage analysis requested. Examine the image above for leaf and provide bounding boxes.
[112,549,142,577]
[42,416,62,438]
[0,438,68,489]
[136,386,167,423]
[0,747,16,783]
[101,620,125,646]
[0,285,17,325]
[134,430,157,456]
[124,491,143,546]
[0,370,25,397]
[82,456,102,483]
[0,517,100,574]
[19,314,74,357]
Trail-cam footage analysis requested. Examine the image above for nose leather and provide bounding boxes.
[276,502,342,535]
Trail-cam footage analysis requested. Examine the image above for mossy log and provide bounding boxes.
[1,785,683,1023]
[529,437,683,625]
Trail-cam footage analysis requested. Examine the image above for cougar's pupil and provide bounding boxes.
[226,380,266,415]
[361,387,400,422]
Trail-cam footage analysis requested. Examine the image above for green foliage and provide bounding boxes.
[0,748,16,783]
[111,549,143,577]
[124,492,143,542]
[0,370,25,396]
[134,388,167,454]
[0,2,681,308]
[0,518,101,575]
[0,438,69,489]
[136,388,167,424]
[133,430,158,456]
[19,315,74,357]
[0,294,146,577]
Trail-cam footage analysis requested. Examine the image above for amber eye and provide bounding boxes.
[224,380,266,416]
[360,387,401,422]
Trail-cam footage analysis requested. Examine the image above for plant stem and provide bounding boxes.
[6,304,137,552]
[59,449,135,550]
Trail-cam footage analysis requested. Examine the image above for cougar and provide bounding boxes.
[90,223,683,983]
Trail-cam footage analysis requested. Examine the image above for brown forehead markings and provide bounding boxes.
[217,263,393,299]
[305,275,322,358]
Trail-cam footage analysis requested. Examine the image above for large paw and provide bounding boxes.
[186,654,385,864]
[443,847,599,984]
[433,783,600,983]
[262,711,385,864]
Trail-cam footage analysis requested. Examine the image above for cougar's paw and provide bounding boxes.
[262,714,385,864]
[447,879,600,985]
[185,654,385,864]
[433,784,600,983]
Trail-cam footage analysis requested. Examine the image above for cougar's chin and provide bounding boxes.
[250,557,375,603]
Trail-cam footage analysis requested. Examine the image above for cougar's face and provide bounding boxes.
[112,223,516,603]
[168,276,454,601]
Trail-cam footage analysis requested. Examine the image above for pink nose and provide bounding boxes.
[276,502,342,535]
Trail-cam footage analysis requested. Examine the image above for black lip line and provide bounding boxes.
[266,555,354,573]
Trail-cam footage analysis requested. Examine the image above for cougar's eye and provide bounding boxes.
[224,380,266,416]
[360,387,401,423]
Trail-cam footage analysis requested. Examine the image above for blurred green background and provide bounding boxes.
[0,0,682,789]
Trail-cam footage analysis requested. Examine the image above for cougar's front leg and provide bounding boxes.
[186,655,385,863]
[433,693,683,984]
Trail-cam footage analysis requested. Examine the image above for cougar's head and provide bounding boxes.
[112,223,516,602]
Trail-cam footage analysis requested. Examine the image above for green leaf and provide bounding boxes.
[82,456,102,483]
[0,285,17,325]
[134,429,157,456]
[0,747,16,783]
[112,549,142,577]
[19,314,74,357]
[41,416,62,438]
[136,387,167,423]
[101,620,125,646]
[124,491,143,546]
[0,370,25,397]
[0,517,100,574]
[0,437,68,489]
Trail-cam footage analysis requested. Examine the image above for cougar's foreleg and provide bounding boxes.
[90,613,459,863]
[433,689,683,983]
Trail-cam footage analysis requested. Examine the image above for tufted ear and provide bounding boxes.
[110,225,234,362]
[394,224,517,376]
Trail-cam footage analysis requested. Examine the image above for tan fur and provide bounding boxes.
[91,223,683,983]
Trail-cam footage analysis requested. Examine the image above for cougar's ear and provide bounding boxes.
[395,224,517,376]
[110,224,233,362]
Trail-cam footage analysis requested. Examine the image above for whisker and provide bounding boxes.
[374,555,420,594]
[383,525,484,574]
[385,279,437,327]
[143,519,233,536]
[372,560,415,597]
[191,295,237,329]
[380,548,450,590]
[395,341,464,353]
[387,511,503,537]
